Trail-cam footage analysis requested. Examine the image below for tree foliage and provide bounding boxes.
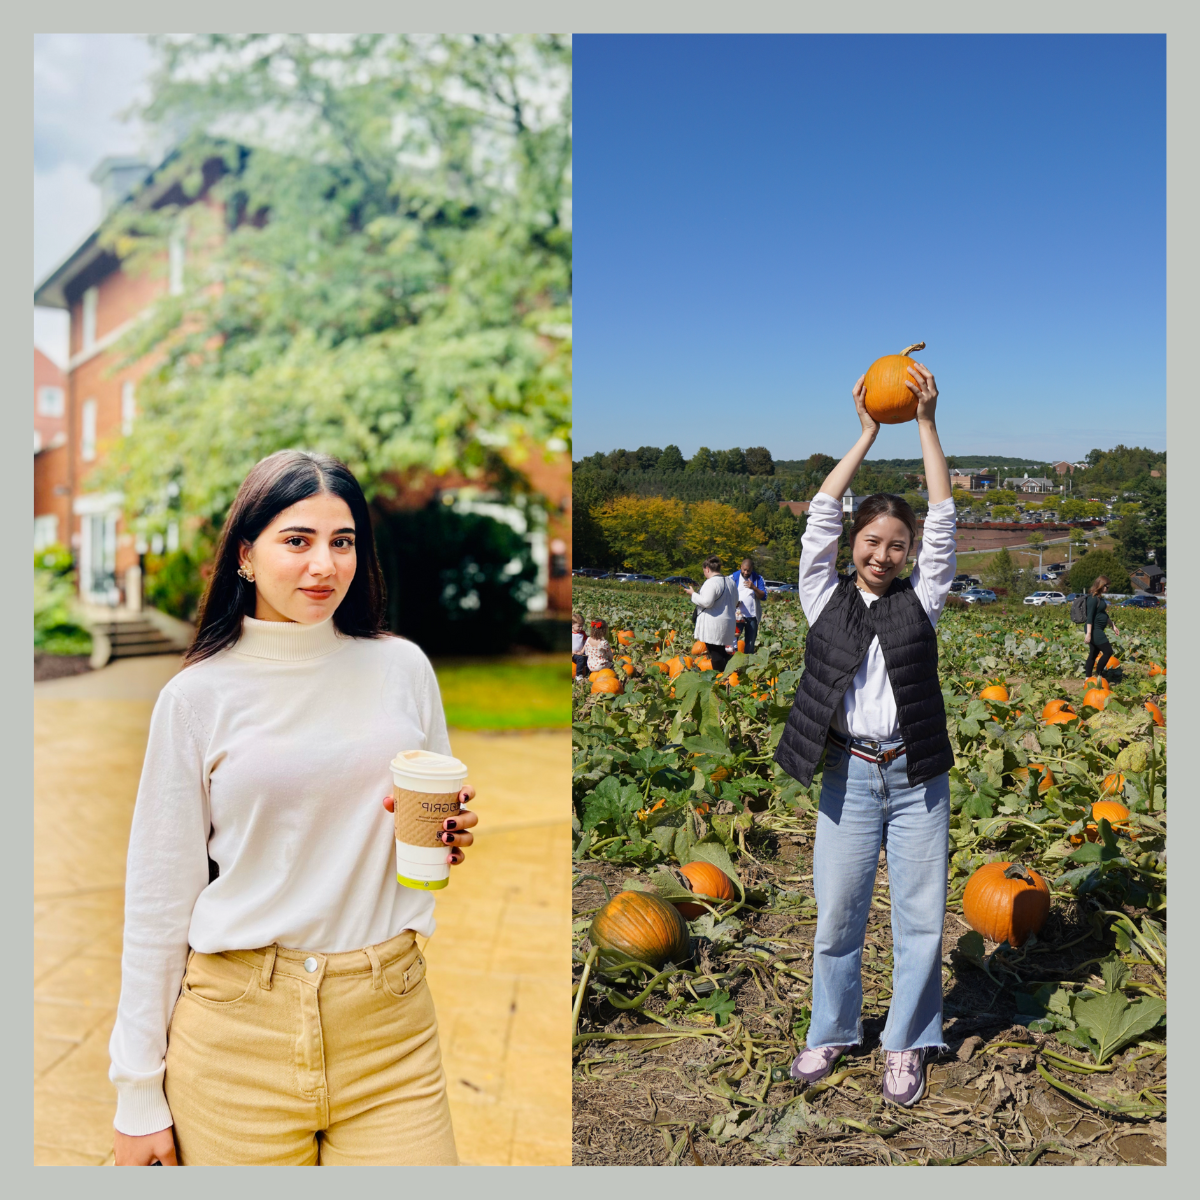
[1067,550,1130,596]
[681,501,760,570]
[96,33,571,535]
[591,496,686,577]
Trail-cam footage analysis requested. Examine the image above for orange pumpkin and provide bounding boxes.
[1148,662,1165,677]
[725,671,740,687]
[1070,799,1133,844]
[1082,688,1109,710]
[708,765,730,783]
[737,639,745,653]
[1042,699,1073,720]
[1044,710,1079,726]
[962,862,1051,948]
[591,676,623,695]
[862,341,926,424]
[1084,675,1112,691]
[1012,763,1054,794]
[1105,655,1121,670]
[695,655,714,672]
[616,629,634,646]
[589,668,617,682]
[979,684,1009,703]
[651,661,671,675]
[621,662,636,677]
[691,640,707,656]
[590,890,691,969]
[675,862,736,920]
[1144,700,1165,727]
[571,661,577,679]
[1100,772,1126,797]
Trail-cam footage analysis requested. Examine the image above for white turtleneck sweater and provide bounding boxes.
[108,616,453,1137]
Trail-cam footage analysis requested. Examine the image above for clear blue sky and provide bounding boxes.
[574,34,1165,464]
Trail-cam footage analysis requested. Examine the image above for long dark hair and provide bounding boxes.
[1089,575,1110,596]
[184,450,387,666]
[849,494,919,551]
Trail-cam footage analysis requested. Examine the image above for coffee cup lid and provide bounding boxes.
[389,749,468,781]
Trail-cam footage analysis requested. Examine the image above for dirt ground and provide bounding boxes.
[572,815,1166,1166]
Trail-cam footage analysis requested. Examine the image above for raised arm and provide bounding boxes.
[817,375,879,500]
[906,362,950,504]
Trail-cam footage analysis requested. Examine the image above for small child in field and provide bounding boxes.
[584,618,615,673]
[571,613,588,678]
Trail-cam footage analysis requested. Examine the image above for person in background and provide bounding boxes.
[730,557,767,654]
[571,612,588,678]
[1084,576,1120,678]
[584,618,615,674]
[684,557,738,672]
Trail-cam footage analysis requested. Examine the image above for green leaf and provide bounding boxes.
[1038,726,1063,748]
[956,931,985,959]
[645,869,695,904]
[693,989,737,1026]
[1100,955,1130,994]
[1070,991,1165,1063]
[682,735,729,756]
[962,790,993,820]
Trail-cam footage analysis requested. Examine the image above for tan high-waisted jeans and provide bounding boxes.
[164,929,458,1165]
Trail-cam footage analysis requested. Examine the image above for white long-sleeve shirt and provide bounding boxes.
[108,616,453,1137]
[690,574,738,645]
[797,493,957,740]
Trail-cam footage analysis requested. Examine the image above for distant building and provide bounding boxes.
[1051,460,1074,476]
[950,472,991,491]
[842,488,864,515]
[1129,564,1165,594]
[1003,475,1056,494]
[778,500,811,517]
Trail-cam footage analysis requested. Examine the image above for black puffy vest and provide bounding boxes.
[774,574,953,787]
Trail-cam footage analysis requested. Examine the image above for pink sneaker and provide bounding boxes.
[881,1048,928,1107]
[789,1044,849,1085]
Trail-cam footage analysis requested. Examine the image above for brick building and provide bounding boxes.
[33,152,570,617]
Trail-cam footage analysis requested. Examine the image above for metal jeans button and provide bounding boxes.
[304,956,318,973]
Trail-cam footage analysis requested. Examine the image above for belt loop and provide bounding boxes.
[364,943,383,990]
[260,944,278,990]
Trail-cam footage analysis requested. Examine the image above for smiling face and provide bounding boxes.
[239,491,358,624]
[851,513,913,596]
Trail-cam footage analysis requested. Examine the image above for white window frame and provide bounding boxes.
[82,286,98,351]
[34,515,59,551]
[37,386,65,418]
[121,380,136,436]
[81,398,98,462]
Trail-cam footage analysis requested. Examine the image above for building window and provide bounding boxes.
[34,429,42,453]
[82,286,98,352]
[169,226,186,296]
[34,515,59,551]
[82,398,97,462]
[121,381,136,436]
[38,386,65,417]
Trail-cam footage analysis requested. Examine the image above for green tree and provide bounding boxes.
[987,489,1018,506]
[657,444,685,472]
[686,447,716,473]
[714,448,747,474]
[635,445,664,470]
[1066,550,1130,596]
[573,465,619,567]
[991,505,1016,520]
[682,501,760,570]
[903,491,929,516]
[744,446,774,476]
[982,546,1034,598]
[98,33,570,549]
[591,496,686,577]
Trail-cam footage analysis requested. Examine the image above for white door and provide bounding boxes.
[81,512,120,604]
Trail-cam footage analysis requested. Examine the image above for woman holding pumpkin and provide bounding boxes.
[109,450,477,1166]
[775,361,955,1108]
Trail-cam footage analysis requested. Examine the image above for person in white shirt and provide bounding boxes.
[683,556,738,671]
[109,450,478,1165]
[729,557,767,653]
[780,362,956,1109]
[571,612,588,677]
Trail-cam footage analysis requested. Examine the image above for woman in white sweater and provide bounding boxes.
[109,450,477,1165]
[684,556,739,671]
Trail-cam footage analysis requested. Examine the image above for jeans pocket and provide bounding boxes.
[822,741,847,773]
[381,950,427,1000]
[181,952,257,1007]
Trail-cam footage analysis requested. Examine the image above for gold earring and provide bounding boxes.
[237,564,255,582]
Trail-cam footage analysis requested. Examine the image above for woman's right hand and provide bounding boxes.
[852,374,880,438]
[114,1127,178,1165]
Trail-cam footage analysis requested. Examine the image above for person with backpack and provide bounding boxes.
[1083,575,1120,677]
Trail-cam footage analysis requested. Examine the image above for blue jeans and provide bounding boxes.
[808,736,950,1053]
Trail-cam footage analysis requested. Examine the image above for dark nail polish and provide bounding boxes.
[445,820,457,830]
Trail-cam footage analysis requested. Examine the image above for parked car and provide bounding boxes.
[763,579,790,592]
[772,583,799,595]
[659,575,696,587]
[1046,563,1065,573]
[615,573,656,583]
[572,567,605,578]
[1120,595,1162,608]
[953,573,973,583]
[949,580,967,593]
[961,588,997,604]
[1024,591,1067,606]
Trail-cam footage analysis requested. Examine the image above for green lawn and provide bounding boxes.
[432,656,571,729]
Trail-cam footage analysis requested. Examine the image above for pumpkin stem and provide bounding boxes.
[1003,863,1033,883]
[900,341,926,358]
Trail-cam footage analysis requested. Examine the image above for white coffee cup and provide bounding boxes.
[389,749,469,891]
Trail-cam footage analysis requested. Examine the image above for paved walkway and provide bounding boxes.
[34,655,570,1166]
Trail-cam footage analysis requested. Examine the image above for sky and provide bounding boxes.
[33,34,157,366]
[573,34,1166,464]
